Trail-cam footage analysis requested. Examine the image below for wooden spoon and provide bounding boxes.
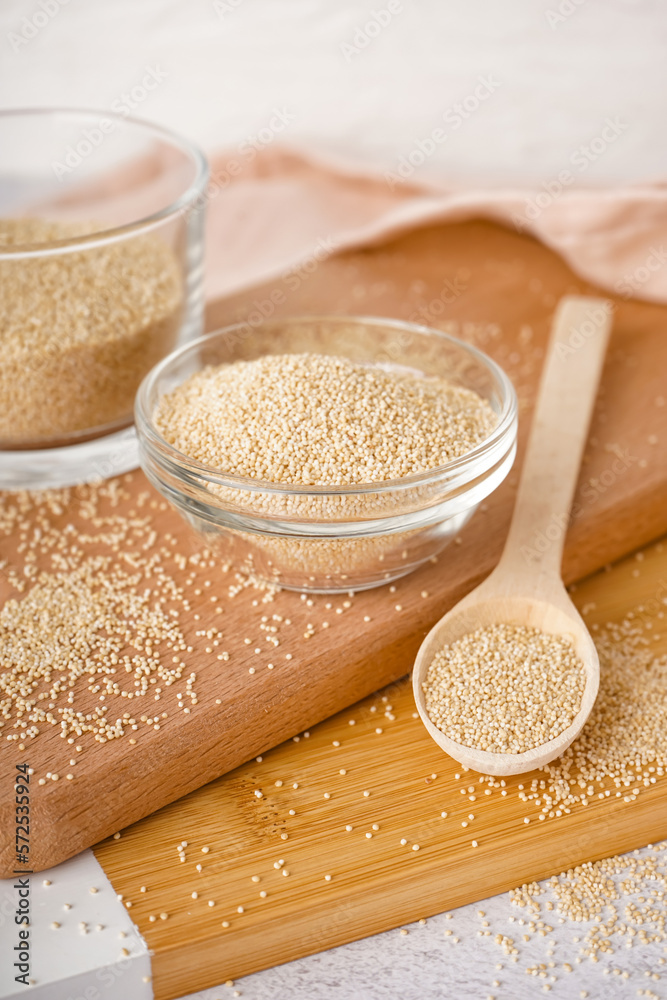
[412,296,613,775]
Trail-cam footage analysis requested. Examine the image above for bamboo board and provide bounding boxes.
[2,220,667,877]
[94,537,667,1000]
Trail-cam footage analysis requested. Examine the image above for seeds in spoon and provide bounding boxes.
[422,623,586,754]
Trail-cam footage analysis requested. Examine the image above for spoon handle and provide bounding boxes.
[498,296,612,583]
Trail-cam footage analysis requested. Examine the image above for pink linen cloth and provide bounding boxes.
[202,147,667,305]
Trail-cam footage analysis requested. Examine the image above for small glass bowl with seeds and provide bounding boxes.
[0,108,208,490]
[136,316,518,592]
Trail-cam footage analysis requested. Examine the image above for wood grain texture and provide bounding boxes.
[94,537,667,1000]
[2,220,667,877]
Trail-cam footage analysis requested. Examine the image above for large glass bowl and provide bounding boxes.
[136,316,518,592]
[0,107,208,489]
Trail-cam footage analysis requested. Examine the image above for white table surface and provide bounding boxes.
[1,2,666,997]
[1,0,666,188]
[177,843,667,1000]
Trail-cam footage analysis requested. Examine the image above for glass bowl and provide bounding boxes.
[135,316,518,592]
[0,107,208,490]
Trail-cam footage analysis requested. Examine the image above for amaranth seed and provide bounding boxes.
[423,623,586,753]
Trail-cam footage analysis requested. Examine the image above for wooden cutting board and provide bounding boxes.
[93,537,667,1000]
[2,219,667,877]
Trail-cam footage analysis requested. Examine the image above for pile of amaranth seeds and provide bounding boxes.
[0,218,182,443]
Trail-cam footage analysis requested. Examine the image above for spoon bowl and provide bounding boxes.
[412,582,600,775]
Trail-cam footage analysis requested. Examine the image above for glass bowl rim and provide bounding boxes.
[0,106,209,259]
[135,315,519,498]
